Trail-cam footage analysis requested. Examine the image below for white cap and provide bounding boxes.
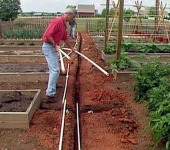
[65,8,74,14]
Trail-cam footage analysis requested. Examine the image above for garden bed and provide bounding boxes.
[0,89,41,129]
[101,50,170,63]
[0,45,42,51]
[0,39,42,46]
[0,33,155,150]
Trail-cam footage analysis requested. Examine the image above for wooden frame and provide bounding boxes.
[0,89,41,129]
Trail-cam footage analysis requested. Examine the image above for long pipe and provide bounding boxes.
[62,64,70,104]
[59,99,67,150]
[75,51,109,76]
[59,51,72,61]
[62,48,72,51]
[59,49,71,60]
[59,50,66,73]
[76,103,81,150]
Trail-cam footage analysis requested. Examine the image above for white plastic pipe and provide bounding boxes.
[59,99,67,150]
[59,49,71,60]
[59,51,72,61]
[75,51,109,76]
[59,50,66,73]
[76,103,81,150]
[62,64,70,104]
[62,48,72,51]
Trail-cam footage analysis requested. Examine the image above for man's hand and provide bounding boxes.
[54,45,60,52]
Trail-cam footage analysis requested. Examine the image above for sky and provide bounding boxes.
[20,0,170,13]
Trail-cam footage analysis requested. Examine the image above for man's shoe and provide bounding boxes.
[45,95,56,103]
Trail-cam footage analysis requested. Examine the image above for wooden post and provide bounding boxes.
[155,0,159,34]
[0,21,2,39]
[116,0,124,60]
[105,0,110,50]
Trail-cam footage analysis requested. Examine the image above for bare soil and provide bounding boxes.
[0,91,35,112]
[0,63,48,73]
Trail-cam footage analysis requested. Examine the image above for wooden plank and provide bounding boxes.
[0,73,49,82]
[0,46,42,51]
[27,89,41,122]
[0,55,45,63]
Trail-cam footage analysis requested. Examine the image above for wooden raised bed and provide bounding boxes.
[0,55,45,63]
[0,39,42,46]
[101,51,170,63]
[0,45,42,51]
[0,89,41,129]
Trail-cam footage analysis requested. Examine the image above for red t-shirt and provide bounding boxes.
[42,16,67,44]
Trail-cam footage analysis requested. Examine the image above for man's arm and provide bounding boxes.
[46,36,60,51]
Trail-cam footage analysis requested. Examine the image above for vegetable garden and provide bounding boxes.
[0,0,170,150]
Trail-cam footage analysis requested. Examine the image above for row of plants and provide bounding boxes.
[133,62,170,150]
[3,26,45,39]
[104,42,170,54]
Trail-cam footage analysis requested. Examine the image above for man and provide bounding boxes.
[69,10,77,39]
[42,8,74,99]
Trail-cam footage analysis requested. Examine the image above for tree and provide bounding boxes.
[148,7,155,17]
[0,0,21,21]
[124,9,134,22]
[101,8,106,17]
[66,5,76,10]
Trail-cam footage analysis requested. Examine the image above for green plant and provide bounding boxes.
[133,62,170,102]
[148,78,170,111]
[109,52,141,72]
[150,100,170,150]
[4,26,45,39]
[104,43,116,54]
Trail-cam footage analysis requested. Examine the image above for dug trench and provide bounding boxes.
[68,32,152,150]
[0,33,152,150]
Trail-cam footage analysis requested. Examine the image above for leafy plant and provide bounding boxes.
[109,52,141,72]
[4,26,45,39]
[104,43,116,54]
[150,100,170,150]
[148,78,170,111]
[133,62,170,102]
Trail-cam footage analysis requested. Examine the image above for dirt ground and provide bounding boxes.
[0,33,153,150]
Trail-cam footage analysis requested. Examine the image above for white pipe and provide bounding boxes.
[59,49,71,60]
[62,64,70,104]
[59,51,72,61]
[75,51,109,76]
[59,99,67,150]
[76,103,81,150]
[62,48,72,51]
[59,50,66,73]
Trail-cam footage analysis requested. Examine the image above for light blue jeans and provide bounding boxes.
[70,26,76,38]
[42,42,60,97]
